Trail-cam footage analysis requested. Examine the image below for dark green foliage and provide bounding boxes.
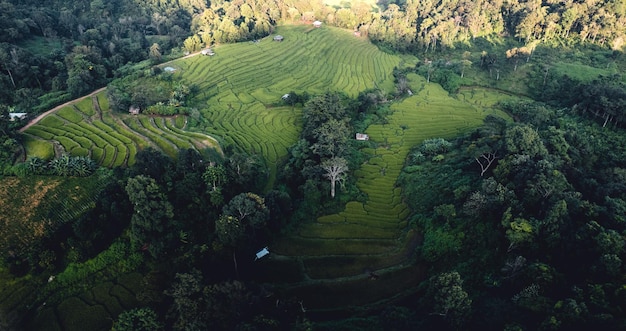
[401,94,626,329]
[224,152,267,194]
[264,189,293,232]
[25,154,98,177]
[0,104,18,172]
[125,175,176,258]
[113,307,162,331]
[428,271,472,329]
[222,192,269,233]
[71,177,132,256]
[419,138,452,156]
[128,147,174,184]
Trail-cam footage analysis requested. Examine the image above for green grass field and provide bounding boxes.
[22,92,221,166]
[173,25,404,188]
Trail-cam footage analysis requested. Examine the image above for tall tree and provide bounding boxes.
[321,157,348,198]
[222,192,269,231]
[125,175,176,258]
[429,271,472,329]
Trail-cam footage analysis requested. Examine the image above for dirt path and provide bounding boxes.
[19,87,107,133]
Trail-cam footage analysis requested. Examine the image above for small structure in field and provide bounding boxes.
[163,66,176,73]
[129,106,140,115]
[273,35,284,42]
[282,93,290,100]
[201,48,215,56]
[9,113,27,121]
[354,31,361,37]
[356,133,369,141]
[313,20,322,28]
[255,247,270,261]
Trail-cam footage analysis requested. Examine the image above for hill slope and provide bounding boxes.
[174,25,406,187]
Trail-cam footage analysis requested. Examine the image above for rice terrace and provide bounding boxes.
[5,24,516,327]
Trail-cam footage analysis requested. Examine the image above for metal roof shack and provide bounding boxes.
[255,247,270,260]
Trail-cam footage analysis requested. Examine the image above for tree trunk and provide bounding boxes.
[6,69,15,88]
[233,251,239,279]
[330,178,336,198]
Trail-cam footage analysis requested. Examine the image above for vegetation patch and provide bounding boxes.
[22,135,54,160]
[23,91,220,167]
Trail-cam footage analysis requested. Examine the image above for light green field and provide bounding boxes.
[174,25,404,187]
[552,61,614,82]
[22,92,221,166]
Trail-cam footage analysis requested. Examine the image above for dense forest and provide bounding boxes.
[1,0,626,330]
[2,0,626,113]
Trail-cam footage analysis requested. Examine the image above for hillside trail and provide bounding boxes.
[19,87,106,132]
[18,50,204,133]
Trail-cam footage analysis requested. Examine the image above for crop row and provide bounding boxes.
[277,75,496,267]
[25,91,221,166]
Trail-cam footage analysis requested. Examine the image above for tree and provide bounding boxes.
[475,152,498,177]
[311,118,351,158]
[222,192,269,230]
[65,47,107,97]
[130,147,174,184]
[0,46,16,88]
[501,208,535,252]
[505,125,547,158]
[215,215,245,248]
[429,271,472,329]
[321,157,348,198]
[149,43,162,63]
[164,271,207,331]
[225,153,267,193]
[215,214,246,278]
[302,92,349,140]
[125,175,176,258]
[113,308,162,331]
[203,163,227,206]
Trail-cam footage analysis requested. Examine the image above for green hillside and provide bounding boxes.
[173,25,406,187]
[19,26,515,311]
[267,74,514,309]
[22,92,220,166]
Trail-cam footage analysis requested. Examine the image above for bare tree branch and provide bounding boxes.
[475,152,497,176]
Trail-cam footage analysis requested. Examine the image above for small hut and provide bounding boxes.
[273,35,284,42]
[255,247,270,260]
[8,113,27,121]
[129,106,140,115]
[356,133,369,141]
[201,48,215,56]
[313,20,322,28]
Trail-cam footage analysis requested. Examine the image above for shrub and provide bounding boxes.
[419,138,452,156]
[113,308,162,331]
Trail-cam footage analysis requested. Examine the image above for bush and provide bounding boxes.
[420,138,452,156]
[113,308,162,331]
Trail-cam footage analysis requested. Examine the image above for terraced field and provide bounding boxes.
[22,92,220,166]
[266,74,512,309]
[15,25,519,313]
[174,25,405,187]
